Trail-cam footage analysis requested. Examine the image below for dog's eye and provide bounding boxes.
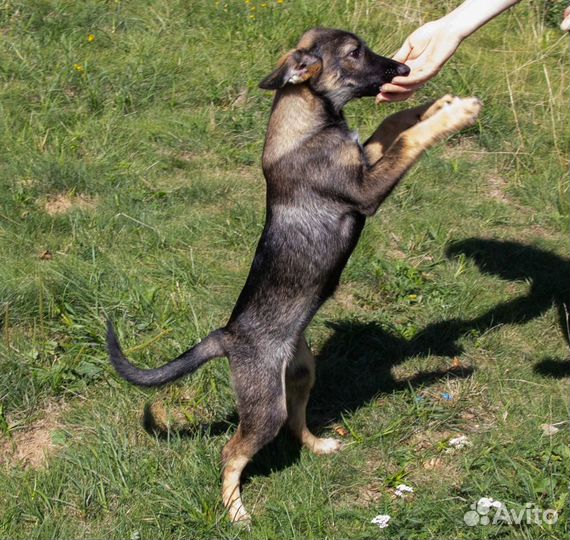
[349,47,361,59]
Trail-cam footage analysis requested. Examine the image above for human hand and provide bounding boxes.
[376,19,462,103]
[561,5,570,31]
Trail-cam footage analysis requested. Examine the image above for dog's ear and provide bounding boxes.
[259,49,321,90]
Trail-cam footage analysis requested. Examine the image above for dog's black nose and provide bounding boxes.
[396,63,410,77]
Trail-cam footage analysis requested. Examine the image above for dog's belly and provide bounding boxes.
[228,204,365,332]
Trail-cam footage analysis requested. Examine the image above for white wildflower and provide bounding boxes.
[477,497,503,514]
[447,435,471,450]
[394,484,414,497]
[371,514,391,528]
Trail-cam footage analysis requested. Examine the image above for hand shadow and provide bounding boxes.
[309,238,570,428]
[534,356,570,378]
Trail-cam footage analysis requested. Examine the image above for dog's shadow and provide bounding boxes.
[145,238,570,478]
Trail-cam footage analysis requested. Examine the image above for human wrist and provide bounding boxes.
[431,12,466,43]
[440,7,477,40]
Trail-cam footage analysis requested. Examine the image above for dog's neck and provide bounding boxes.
[262,84,346,167]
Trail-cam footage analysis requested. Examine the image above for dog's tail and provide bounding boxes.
[106,320,226,387]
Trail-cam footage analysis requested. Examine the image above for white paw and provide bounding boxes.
[442,96,483,130]
[310,437,344,455]
[228,502,251,525]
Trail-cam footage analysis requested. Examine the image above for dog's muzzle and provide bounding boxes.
[384,62,410,82]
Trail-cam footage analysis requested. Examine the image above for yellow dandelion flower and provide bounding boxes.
[87,33,95,42]
[73,63,84,73]
[261,2,268,6]
[245,0,251,3]
[249,14,256,19]
[250,5,256,10]
[277,0,284,4]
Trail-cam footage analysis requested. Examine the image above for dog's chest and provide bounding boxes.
[272,202,363,253]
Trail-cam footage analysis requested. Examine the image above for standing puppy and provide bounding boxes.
[107,28,482,522]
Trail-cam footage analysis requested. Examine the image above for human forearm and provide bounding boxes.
[442,0,521,39]
[562,5,570,30]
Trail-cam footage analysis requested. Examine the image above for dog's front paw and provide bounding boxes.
[441,96,482,132]
[420,94,454,120]
[452,96,482,128]
[422,95,482,135]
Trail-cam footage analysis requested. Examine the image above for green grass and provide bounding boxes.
[0,0,569,538]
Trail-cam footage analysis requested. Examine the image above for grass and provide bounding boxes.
[0,0,569,538]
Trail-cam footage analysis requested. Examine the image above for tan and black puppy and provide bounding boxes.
[107,28,482,522]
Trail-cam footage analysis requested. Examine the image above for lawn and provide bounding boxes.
[0,0,568,538]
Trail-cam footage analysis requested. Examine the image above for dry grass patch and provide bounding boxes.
[43,193,97,216]
[0,400,68,469]
[487,173,511,203]
[356,483,384,506]
[410,454,464,490]
[143,386,220,435]
[406,428,456,451]
[443,137,487,163]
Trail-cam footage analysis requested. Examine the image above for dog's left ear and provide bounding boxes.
[259,49,322,90]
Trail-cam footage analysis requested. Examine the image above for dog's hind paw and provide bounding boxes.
[228,501,251,525]
[308,436,344,455]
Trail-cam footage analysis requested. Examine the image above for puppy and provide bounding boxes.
[107,27,482,522]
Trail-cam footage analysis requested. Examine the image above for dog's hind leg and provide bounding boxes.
[221,352,289,523]
[221,424,257,523]
[286,336,342,455]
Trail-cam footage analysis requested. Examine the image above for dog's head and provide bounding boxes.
[259,28,409,109]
